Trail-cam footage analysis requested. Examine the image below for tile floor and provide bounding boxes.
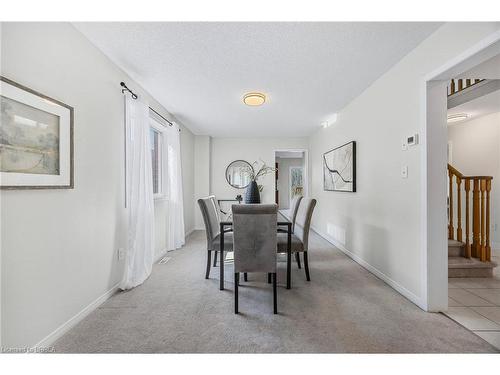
[445,255,500,349]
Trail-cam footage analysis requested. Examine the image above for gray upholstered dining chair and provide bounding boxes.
[209,196,222,267]
[277,198,316,281]
[198,196,233,279]
[283,195,303,269]
[289,195,304,233]
[278,195,303,232]
[232,204,278,314]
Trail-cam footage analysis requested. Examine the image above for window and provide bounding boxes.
[150,121,163,197]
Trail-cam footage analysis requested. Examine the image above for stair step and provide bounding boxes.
[448,239,465,257]
[448,256,498,278]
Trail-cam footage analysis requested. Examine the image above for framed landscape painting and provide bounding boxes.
[0,76,74,189]
[323,141,356,192]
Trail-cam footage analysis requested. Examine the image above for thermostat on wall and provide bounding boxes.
[407,133,419,147]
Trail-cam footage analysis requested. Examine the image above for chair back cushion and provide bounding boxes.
[198,196,220,246]
[210,196,221,223]
[294,198,317,252]
[290,195,304,233]
[232,204,277,273]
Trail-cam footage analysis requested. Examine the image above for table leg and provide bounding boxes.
[287,224,291,289]
[220,225,224,290]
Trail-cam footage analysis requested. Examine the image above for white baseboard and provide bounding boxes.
[35,282,120,348]
[185,227,195,237]
[311,225,425,310]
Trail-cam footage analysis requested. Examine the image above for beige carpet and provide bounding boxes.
[54,230,498,353]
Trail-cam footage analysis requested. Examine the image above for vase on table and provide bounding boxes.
[244,180,260,203]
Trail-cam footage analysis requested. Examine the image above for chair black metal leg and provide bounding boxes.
[244,272,248,282]
[295,252,301,269]
[272,273,277,314]
[287,226,292,289]
[234,272,239,314]
[213,251,218,267]
[267,273,271,284]
[205,251,211,279]
[287,248,291,289]
[303,252,311,281]
[220,226,224,290]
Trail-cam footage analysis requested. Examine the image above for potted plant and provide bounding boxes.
[242,161,276,204]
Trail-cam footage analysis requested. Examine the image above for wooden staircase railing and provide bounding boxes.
[448,79,484,96]
[448,164,493,261]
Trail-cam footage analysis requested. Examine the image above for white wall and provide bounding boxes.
[448,112,500,248]
[276,157,304,209]
[180,129,195,235]
[210,137,308,204]
[0,22,195,347]
[462,53,500,79]
[194,135,211,229]
[309,22,500,310]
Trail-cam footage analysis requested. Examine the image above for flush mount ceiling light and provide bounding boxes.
[243,92,266,106]
[447,113,470,123]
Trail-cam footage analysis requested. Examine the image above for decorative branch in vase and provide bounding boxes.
[242,160,276,204]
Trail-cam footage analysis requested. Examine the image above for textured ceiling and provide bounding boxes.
[74,22,442,136]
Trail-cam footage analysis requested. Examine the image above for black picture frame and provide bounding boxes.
[323,141,356,192]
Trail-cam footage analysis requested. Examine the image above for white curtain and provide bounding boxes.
[163,123,185,250]
[121,96,155,290]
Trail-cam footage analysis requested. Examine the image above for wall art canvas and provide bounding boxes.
[0,76,73,189]
[323,141,356,192]
[289,166,304,202]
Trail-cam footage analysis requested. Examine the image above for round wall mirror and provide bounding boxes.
[225,160,253,189]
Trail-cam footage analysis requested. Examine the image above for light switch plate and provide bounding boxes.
[401,165,408,179]
[118,248,125,261]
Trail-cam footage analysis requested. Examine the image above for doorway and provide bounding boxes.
[425,35,500,310]
[274,149,308,214]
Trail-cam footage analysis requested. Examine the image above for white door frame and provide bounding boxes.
[422,30,500,311]
[273,149,309,207]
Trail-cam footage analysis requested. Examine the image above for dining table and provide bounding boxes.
[219,210,293,290]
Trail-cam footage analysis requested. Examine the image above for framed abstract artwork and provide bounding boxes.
[323,141,356,192]
[0,76,74,189]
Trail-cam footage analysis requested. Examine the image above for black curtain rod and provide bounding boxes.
[120,81,138,99]
[149,107,174,128]
[120,81,179,131]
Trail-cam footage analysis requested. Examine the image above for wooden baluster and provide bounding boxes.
[486,179,491,261]
[480,179,486,261]
[449,172,454,240]
[458,79,463,91]
[450,79,456,95]
[472,179,480,257]
[465,179,471,258]
[456,177,462,242]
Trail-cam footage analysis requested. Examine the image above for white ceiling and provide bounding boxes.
[448,85,500,125]
[74,22,442,137]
